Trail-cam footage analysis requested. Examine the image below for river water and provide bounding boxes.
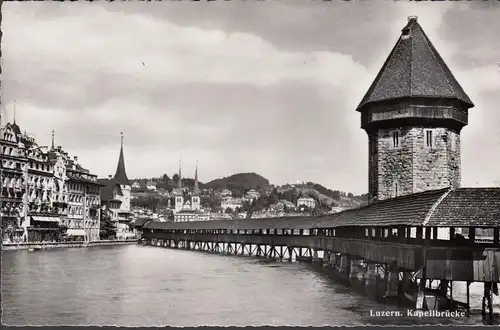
[1,244,496,326]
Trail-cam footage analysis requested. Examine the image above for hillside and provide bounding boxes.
[203,172,270,190]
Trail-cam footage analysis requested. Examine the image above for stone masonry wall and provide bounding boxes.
[369,126,461,201]
[411,127,460,193]
[372,127,414,201]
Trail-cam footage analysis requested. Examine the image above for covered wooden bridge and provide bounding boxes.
[141,187,500,314]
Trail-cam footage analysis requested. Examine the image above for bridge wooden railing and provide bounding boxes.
[142,232,490,272]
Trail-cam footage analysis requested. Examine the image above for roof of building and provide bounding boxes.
[426,188,500,227]
[133,218,152,228]
[11,122,21,137]
[144,187,500,230]
[98,178,123,202]
[356,17,474,112]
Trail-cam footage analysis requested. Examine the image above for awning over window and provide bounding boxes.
[66,229,87,237]
[31,216,60,222]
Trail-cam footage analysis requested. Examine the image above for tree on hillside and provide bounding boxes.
[172,173,179,183]
[161,174,171,182]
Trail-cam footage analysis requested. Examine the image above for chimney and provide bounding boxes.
[74,156,78,163]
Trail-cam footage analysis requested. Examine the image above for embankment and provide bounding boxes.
[2,239,138,251]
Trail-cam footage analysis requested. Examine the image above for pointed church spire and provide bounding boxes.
[114,132,130,185]
[51,130,55,150]
[194,161,199,196]
[177,159,182,191]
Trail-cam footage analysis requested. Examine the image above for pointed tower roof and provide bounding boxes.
[356,16,474,112]
[193,162,199,196]
[114,132,130,186]
[177,160,182,191]
[51,130,55,150]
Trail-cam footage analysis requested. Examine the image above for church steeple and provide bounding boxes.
[177,160,182,191]
[193,162,199,196]
[51,130,55,150]
[114,132,130,186]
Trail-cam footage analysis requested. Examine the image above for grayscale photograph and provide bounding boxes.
[1,0,500,327]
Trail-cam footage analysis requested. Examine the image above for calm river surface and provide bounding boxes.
[0,244,494,326]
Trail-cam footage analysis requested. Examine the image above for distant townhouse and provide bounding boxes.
[297,197,316,209]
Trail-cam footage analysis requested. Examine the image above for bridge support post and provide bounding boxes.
[287,247,293,262]
[384,262,400,302]
[329,253,337,267]
[339,254,350,278]
[349,259,364,281]
[312,249,319,263]
[323,251,330,266]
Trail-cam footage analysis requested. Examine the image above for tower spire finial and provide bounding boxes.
[194,161,199,195]
[178,158,182,191]
[51,130,55,150]
[13,100,16,124]
[121,132,124,147]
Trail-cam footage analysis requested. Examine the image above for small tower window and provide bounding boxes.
[393,181,399,198]
[391,130,400,148]
[425,130,433,148]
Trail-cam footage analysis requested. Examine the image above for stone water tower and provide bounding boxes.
[356,17,474,203]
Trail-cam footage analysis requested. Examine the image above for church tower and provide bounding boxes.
[357,17,474,203]
[174,161,184,213]
[191,163,201,211]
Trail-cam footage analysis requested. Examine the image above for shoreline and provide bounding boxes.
[2,239,139,251]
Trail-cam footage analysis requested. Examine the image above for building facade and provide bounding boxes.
[66,156,102,241]
[297,197,316,209]
[1,122,101,243]
[357,17,474,202]
[0,122,28,242]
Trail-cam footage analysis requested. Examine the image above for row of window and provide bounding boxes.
[148,227,454,241]
[389,129,457,150]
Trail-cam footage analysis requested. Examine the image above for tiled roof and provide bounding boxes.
[426,188,500,227]
[144,188,500,231]
[316,188,449,228]
[356,17,474,112]
[133,218,152,228]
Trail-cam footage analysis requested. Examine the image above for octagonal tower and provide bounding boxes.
[357,17,474,203]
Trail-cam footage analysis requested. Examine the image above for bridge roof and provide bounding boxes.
[144,187,500,230]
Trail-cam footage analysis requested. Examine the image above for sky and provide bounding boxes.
[1,1,500,194]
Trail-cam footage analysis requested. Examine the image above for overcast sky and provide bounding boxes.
[2,1,500,194]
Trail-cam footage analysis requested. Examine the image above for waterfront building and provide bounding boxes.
[66,156,102,241]
[132,180,141,189]
[24,130,63,242]
[1,121,102,243]
[0,121,28,242]
[98,133,133,238]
